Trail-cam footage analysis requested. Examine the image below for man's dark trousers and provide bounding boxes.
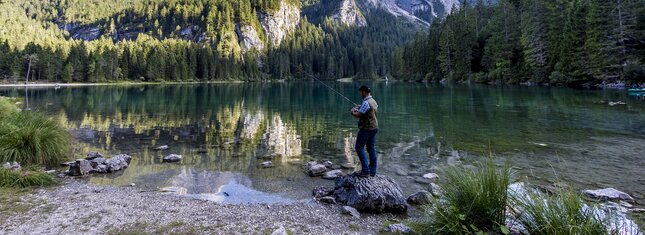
[355,128,378,175]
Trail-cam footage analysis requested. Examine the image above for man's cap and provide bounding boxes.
[358,85,371,92]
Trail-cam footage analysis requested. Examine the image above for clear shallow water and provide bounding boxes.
[2,82,644,204]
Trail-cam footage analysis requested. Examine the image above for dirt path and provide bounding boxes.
[1,181,397,234]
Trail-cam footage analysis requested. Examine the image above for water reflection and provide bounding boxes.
[1,83,644,205]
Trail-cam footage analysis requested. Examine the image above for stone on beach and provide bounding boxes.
[323,160,333,168]
[341,206,361,218]
[85,151,103,160]
[163,154,182,163]
[422,173,439,181]
[312,186,333,198]
[583,188,634,202]
[384,223,411,234]
[407,191,431,205]
[319,196,336,204]
[270,226,288,235]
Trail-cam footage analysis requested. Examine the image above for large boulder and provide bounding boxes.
[331,174,408,213]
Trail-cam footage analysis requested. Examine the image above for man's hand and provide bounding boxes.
[351,107,361,118]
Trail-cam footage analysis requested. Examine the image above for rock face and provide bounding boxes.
[236,24,264,53]
[330,174,408,213]
[583,188,634,202]
[163,154,182,163]
[259,0,300,47]
[331,0,367,27]
[68,154,132,176]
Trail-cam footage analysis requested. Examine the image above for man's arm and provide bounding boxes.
[352,101,370,118]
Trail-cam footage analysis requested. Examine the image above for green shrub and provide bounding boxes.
[0,112,72,167]
[410,160,514,234]
[511,189,617,235]
[0,98,18,119]
[0,168,56,188]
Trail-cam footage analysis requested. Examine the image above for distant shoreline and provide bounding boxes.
[0,81,247,87]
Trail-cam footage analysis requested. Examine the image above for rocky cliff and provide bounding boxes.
[259,0,301,47]
[331,0,367,27]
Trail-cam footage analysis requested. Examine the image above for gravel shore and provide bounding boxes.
[1,180,397,234]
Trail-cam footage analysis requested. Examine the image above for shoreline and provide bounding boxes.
[0,81,247,87]
[0,180,395,234]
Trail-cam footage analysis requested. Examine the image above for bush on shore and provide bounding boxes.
[0,168,56,188]
[0,105,71,167]
[410,160,514,234]
[511,189,618,235]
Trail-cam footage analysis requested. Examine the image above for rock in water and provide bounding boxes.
[319,196,337,204]
[341,206,361,218]
[333,175,408,213]
[323,160,333,168]
[163,154,182,163]
[340,163,355,169]
[407,191,431,205]
[583,188,634,202]
[85,151,103,160]
[384,223,412,234]
[105,154,132,172]
[322,169,343,180]
[68,159,94,176]
[307,164,328,176]
[261,161,273,168]
[422,173,439,181]
[155,145,169,151]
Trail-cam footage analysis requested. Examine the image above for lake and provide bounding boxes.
[2,82,644,204]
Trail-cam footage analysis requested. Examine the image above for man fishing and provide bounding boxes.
[351,85,379,177]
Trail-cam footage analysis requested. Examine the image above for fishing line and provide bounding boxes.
[310,76,358,106]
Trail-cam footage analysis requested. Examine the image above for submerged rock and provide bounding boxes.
[163,154,182,163]
[407,191,431,205]
[583,188,634,202]
[322,170,343,180]
[384,223,412,234]
[341,206,361,218]
[331,174,408,213]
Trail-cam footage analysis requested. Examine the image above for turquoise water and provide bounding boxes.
[2,82,644,204]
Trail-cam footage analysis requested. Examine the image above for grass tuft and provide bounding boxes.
[0,111,72,167]
[0,168,56,188]
[511,188,617,235]
[410,159,514,234]
[0,98,18,119]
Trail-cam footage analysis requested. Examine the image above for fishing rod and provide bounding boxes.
[310,76,358,106]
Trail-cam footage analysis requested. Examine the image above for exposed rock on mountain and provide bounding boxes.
[331,0,367,27]
[236,24,264,53]
[259,0,301,47]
